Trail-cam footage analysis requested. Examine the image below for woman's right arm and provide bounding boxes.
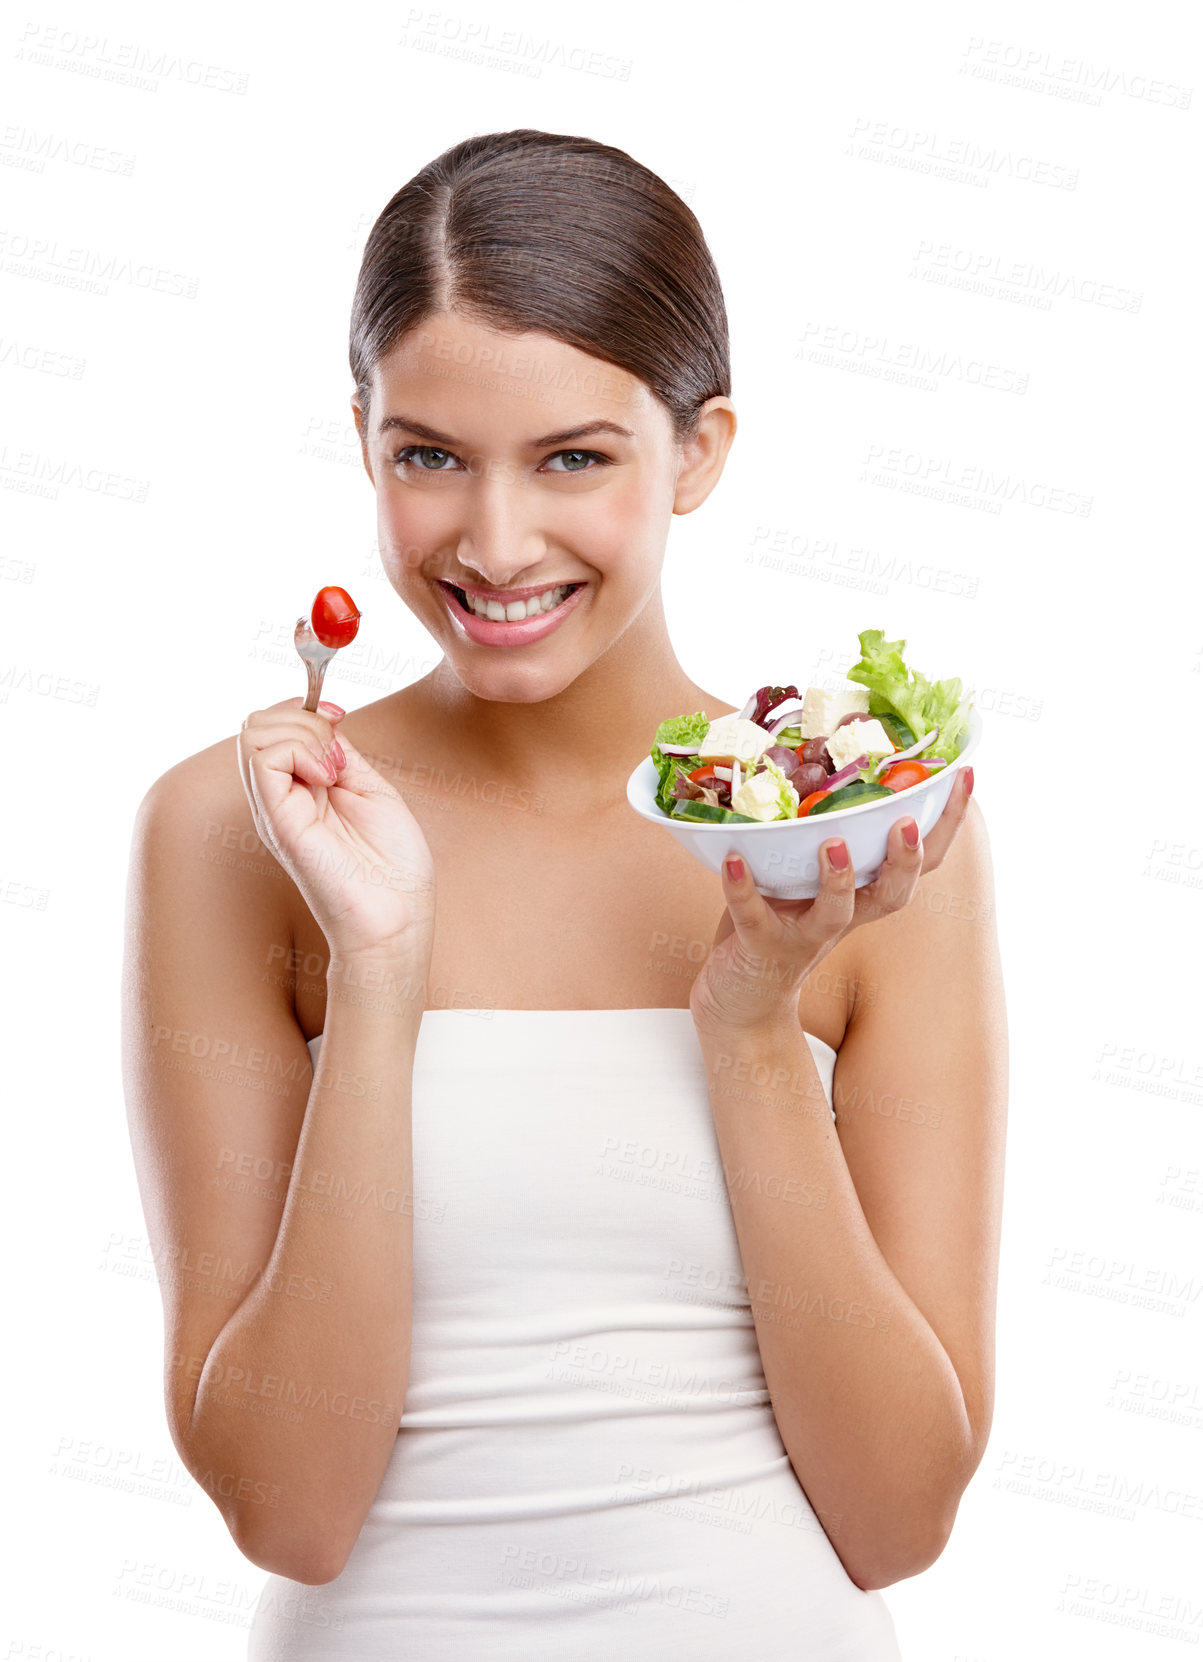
[122,707,435,1585]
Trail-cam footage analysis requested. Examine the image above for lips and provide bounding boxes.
[443,579,583,620]
[434,578,588,648]
[453,579,584,606]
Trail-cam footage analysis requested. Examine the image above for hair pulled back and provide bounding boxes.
[349,128,731,442]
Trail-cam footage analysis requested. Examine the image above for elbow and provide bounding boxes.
[848,1496,961,1592]
[849,1406,985,1591]
[231,1508,354,1587]
[850,1532,947,1593]
[171,1408,358,1585]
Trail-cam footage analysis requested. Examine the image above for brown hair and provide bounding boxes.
[349,129,731,443]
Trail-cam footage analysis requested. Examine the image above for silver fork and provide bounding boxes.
[294,616,341,713]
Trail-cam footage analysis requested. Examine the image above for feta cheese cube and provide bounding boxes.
[697,716,774,764]
[731,767,798,821]
[797,684,870,740]
[825,718,895,772]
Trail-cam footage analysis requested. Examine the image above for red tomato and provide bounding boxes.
[311,586,361,649]
[879,759,929,792]
[687,765,722,785]
[798,790,831,816]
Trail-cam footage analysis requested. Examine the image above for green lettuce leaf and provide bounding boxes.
[845,629,970,764]
[653,751,705,815]
[650,711,710,771]
[650,712,713,813]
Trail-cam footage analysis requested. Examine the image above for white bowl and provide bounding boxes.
[627,706,982,898]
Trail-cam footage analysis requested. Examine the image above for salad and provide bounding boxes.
[648,629,973,825]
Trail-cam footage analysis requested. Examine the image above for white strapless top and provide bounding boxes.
[247,1008,901,1660]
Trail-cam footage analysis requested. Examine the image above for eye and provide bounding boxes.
[393,445,462,472]
[542,449,608,473]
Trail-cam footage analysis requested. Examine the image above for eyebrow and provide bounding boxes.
[376,415,635,447]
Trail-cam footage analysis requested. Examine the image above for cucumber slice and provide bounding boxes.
[669,800,760,825]
[807,781,894,815]
[875,712,916,750]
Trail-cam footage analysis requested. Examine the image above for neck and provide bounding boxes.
[412,589,729,793]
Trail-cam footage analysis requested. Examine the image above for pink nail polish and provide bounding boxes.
[826,840,849,872]
[902,819,919,849]
[963,766,974,797]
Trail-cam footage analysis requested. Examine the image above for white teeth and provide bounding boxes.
[463,584,573,621]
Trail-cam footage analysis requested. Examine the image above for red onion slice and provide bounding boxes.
[764,700,806,736]
[712,764,734,781]
[658,742,705,756]
[825,754,870,789]
[871,727,940,777]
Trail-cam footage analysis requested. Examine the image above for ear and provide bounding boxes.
[350,394,375,487]
[672,397,737,515]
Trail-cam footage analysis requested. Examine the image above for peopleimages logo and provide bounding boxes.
[0,124,137,176]
[14,22,250,94]
[846,116,1079,190]
[860,442,1092,517]
[398,9,632,80]
[798,321,1029,395]
[909,240,1142,314]
[960,36,1192,110]
[0,230,199,299]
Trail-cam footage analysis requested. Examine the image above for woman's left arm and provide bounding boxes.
[691,789,1008,1594]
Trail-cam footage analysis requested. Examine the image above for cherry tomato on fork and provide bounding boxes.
[311,586,361,649]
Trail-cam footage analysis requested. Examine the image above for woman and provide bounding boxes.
[123,128,1007,1659]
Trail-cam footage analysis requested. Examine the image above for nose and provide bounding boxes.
[453,464,546,588]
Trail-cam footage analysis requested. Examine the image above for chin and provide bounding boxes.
[448,656,580,704]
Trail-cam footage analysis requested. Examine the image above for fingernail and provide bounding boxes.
[331,738,346,770]
[962,766,974,798]
[826,840,849,872]
[319,701,346,717]
[725,855,745,882]
[902,819,919,849]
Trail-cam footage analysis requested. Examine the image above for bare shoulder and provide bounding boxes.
[141,728,268,856]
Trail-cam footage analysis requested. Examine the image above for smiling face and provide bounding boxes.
[352,310,733,705]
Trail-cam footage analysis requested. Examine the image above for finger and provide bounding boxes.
[854,815,924,921]
[247,735,334,835]
[796,838,856,946]
[916,764,974,873]
[250,699,346,751]
[279,695,348,728]
[243,720,334,784]
[323,731,401,800]
[719,853,774,944]
[270,695,347,721]
[242,703,348,762]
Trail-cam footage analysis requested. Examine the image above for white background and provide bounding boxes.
[2,1,1201,1657]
